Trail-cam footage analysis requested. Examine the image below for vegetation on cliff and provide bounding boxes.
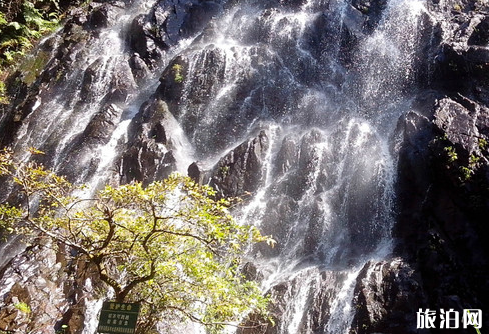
[0,0,85,103]
[0,148,273,333]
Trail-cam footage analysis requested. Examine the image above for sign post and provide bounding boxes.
[97,301,140,334]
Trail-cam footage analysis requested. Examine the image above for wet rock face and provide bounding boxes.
[55,103,125,182]
[0,0,139,179]
[156,56,190,115]
[394,92,489,334]
[350,259,424,334]
[0,243,70,333]
[128,14,163,62]
[209,131,269,198]
[237,268,350,334]
[361,2,489,331]
[85,3,117,30]
[1,0,489,333]
[394,90,489,329]
[0,240,104,334]
[430,1,489,103]
[351,0,388,32]
[127,0,225,63]
[434,97,489,156]
[120,99,179,185]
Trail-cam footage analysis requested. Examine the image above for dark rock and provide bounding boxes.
[79,59,103,102]
[187,161,207,184]
[0,243,70,333]
[468,16,489,46]
[350,259,424,334]
[156,56,189,110]
[209,130,269,198]
[2,0,489,333]
[120,99,182,184]
[431,12,489,103]
[302,8,363,69]
[342,4,367,38]
[128,14,162,61]
[433,97,489,156]
[126,0,225,62]
[129,53,150,84]
[85,4,112,29]
[351,0,388,32]
[394,92,489,330]
[151,0,187,48]
[105,60,137,103]
[185,48,226,105]
[241,262,264,282]
[80,104,124,146]
[180,2,223,38]
[273,136,300,178]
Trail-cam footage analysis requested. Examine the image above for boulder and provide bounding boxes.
[156,56,189,111]
[85,4,113,30]
[433,97,489,156]
[128,14,163,62]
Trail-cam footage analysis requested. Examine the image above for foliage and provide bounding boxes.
[0,80,7,104]
[13,301,31,314]
[0,148,274,333]
[460,154,481,181]
[0,1,60,67]
[478,138,487,151]
[444,145,458,163]
[0,0,64,103]
[219,165,230,177]
[172,63,184,83]
[440,140,488,182]
[460,166,474,181]
[469,154,480,167]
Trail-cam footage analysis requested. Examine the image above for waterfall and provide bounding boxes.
[0,0,436,332]
[174,0,430,332]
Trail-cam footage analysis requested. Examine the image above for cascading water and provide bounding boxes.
[164,0,431,332]
[0,0,438,332]
[174,1,429,330]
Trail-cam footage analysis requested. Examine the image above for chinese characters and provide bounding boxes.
[97,302,140,334]
[417,309,482,329]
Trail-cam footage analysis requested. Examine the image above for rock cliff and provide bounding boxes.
[0,0,488,333]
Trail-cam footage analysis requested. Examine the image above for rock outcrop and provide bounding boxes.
[209,130,269,198]
[120,99,181,185]
[0,239,102,334]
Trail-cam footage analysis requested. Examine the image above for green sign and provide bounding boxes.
[97,302,140,334]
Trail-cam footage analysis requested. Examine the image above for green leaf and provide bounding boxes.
[0,149,274,333]
[8,22,22,30]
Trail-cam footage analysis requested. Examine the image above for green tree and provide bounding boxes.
[0,148,273,333]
